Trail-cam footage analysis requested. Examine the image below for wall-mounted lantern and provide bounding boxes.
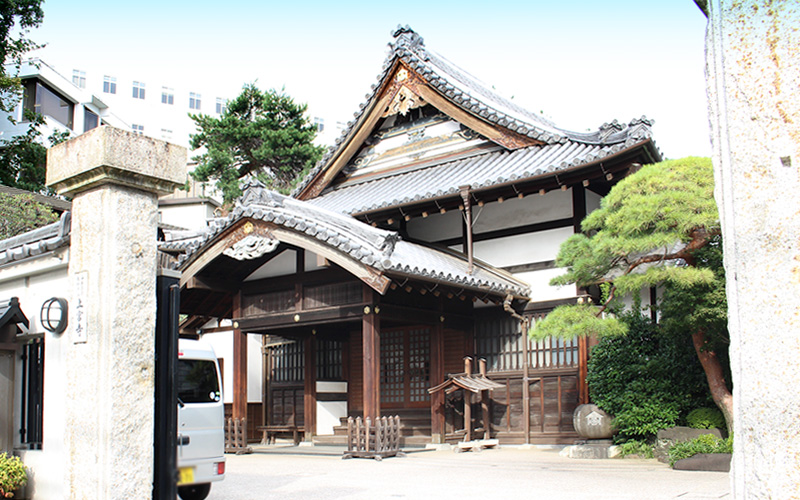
[41,297,68,334]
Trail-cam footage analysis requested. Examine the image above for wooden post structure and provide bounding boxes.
[463,357,472,442]
[479,358,490,440]
[362,287,380,420]
[303,335,317,441]
[522,320,531,445]
[232,292,247,421]
[430,319,445,443]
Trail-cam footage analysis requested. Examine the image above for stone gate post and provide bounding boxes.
[46,127,186,499]
[705,1,800,497]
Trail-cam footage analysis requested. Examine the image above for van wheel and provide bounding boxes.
[178,483,211,500]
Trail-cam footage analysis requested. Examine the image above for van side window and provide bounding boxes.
[178,359,220,403]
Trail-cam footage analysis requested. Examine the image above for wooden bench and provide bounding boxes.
[257,424,304,445]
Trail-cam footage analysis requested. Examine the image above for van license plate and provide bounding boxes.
[178,467,194,486]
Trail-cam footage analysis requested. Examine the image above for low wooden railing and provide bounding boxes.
[343,416,402,460]
[225,417,252,454]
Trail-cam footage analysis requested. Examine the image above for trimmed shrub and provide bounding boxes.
[668,434,732,467]
[686,407,726,430]
[586,311,710,442]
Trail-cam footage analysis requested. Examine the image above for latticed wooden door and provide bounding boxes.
[380,326,431,408]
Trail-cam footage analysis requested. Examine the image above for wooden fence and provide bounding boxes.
[225,417,252,454]
[343,416,402,460]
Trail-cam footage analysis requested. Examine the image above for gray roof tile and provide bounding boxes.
[0,212,71,267]
[175,180,528,297]
[292,26,658,200]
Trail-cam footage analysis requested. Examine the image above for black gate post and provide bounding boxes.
[154,269,180,499]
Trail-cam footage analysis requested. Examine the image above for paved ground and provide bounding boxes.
[204,444,730,500]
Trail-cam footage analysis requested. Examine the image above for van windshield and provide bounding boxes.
[178,359,221,403]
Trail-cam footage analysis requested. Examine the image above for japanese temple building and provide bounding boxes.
[171,26,661,445]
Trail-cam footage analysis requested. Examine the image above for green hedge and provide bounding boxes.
[586,311,710,441]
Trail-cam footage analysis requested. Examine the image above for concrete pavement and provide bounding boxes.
[205,444,730,500]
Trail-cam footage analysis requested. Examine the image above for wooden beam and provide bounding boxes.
[232,292,248,421]
[236,304,367,331]
[362,286,380,420]
[303,336,317,441]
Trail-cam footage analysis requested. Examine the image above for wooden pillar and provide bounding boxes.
[430,321,445,443]
[263,335,271,427]
[362,287,380,420]
[577,336,589,404]
[464,357,472,442]
[522,323,531,445]
[480,358,490,440]
[232,292,248,421]
[303,335,317,441]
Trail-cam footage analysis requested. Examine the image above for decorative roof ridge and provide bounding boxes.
[291,26,657,199]
[176,182,529,297]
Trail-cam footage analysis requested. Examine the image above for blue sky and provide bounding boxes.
[29,0,710,158]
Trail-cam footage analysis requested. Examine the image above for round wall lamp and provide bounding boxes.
[41,297,68,334]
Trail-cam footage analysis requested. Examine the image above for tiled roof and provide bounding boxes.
[309,131,652,215]
[292,26,658,199]
[174,180,529,297]
[0,296,29,329]
[0,212,71,267]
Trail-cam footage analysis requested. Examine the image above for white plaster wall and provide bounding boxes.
[159,203,215,231]
[406,209,462,242]
[244,249,296,281]
[201,329,263,404]
[472,189,572,234]
[585,189,602,215]
[516,268,575,302]
[0,250,69,500]
[472,226,572,267]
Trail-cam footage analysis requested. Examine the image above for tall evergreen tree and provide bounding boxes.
[189,83,324,203]
[0,0,43,116]
[531,157,733,432]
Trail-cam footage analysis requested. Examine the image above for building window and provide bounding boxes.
[132,124,144,135]
[103,76,117,94]
[20,338,44,450]
[132,81,146,100]
[72,69,86,89]
[313,117,325,133]
[23,79,74,130]
[161,87,174,105]
[84,108,99,133]
[189,92,201,110]
[215,97,226,114]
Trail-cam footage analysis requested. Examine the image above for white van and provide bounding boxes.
[176,338,226,500]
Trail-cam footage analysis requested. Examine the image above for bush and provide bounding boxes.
[686,407,726,430]
[668,434,732,467]
[0,452,28,498]
[617,440,654,459]
[586,311,711,442]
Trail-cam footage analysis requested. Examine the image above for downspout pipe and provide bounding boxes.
[459,185,474,275]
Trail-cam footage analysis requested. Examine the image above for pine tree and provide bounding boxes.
[531,157,733,433]
[189,83,324,203]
